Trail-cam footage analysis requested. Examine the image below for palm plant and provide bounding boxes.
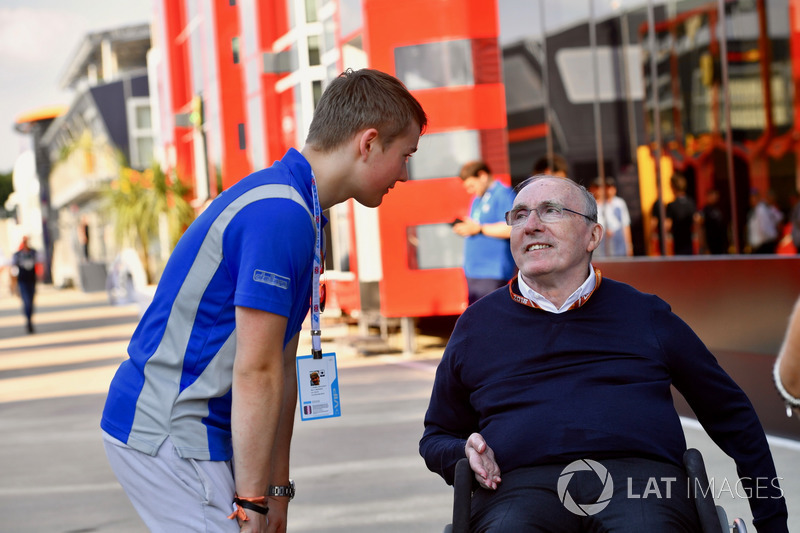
[103,162,195,283]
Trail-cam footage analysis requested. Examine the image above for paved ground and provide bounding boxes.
[0,285,798,532]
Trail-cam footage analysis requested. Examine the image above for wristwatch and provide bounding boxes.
[268,479,295,500]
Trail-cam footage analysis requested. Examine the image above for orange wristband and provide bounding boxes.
[227,495,268,521]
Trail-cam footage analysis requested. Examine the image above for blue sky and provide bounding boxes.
[0,0,645,173]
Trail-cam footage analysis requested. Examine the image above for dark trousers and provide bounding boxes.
[470,458,701,533]
[467,278,508,305]
[18,281,35,330]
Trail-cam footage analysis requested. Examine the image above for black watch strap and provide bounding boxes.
[233,498,268,515]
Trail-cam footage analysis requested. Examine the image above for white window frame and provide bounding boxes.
[126,96,155,169]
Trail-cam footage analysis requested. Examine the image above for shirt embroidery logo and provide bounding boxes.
[253,270,290,289]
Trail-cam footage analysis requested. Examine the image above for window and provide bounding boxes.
[408,130,481,180]
[555,46,644,104]
[503,54,545,114]
[308,35,321,66]
[127,97,155,169]
[232,37,241,64]
[395,40,474,91]
[312,80,323,108]
[305,0,318,23]
[135,105,152,129]
[238,123,246,150]
[407,224,464,270]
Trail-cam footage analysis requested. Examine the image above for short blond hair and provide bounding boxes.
[305,68,427,152]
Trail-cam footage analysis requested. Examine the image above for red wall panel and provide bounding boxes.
[214,0,250,189]
[364,0,508,317]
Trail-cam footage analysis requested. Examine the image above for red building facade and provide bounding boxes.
[152,0,508,320]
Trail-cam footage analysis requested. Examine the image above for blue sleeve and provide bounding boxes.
[420,316,480,485]
[223,198,315,318]
[652,304,789,532]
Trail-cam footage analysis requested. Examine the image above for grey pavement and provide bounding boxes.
[0,286,798,532]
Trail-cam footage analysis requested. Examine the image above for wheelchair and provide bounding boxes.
[444,448,748,533]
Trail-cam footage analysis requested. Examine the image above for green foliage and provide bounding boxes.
[0,171,13,216]
[102,163,195,282]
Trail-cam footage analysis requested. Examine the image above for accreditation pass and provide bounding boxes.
[296,352,341,421]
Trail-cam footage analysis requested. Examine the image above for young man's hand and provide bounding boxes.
[265,496,289,533]
[237,511,268,533]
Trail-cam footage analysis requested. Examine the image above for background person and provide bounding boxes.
[101,68,426,533]
[697,188,729,254]
[589,177,633,258]
[531,153,568,178]
[420,175,788,532]
[747,188,783,254]
[603,177,633,256]
[665,174,697,255]
[10,235,39,334]
[452,161,516,305]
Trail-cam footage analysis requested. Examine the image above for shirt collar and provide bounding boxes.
[516,265,598,314]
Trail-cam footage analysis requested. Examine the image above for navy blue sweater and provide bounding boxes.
[420,277,788,532]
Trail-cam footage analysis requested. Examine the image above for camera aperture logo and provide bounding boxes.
[558,459,614,516]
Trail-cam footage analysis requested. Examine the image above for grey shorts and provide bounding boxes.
[103,431,239,532]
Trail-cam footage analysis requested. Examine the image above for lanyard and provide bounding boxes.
[508,269,603,311]
[310,174,323,359]
[471,182,497,224]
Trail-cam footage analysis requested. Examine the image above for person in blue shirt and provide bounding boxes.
[452,161,516,305]
[421,174,788,532]
[102,68,426,533]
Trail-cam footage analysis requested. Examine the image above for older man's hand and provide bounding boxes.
[465,433,502,490]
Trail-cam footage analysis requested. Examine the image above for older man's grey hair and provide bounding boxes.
[514,174,598,224]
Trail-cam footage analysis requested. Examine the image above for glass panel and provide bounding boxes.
[135,105,152,129]
[330,203,351,272]
[406,224,464,270]
[503,54,544,113]
[322,14,336,53]
[312,80,323,108]
[408,130,480,180]
[305,0,318,23]
[555,46,644,104]
[232,36,241,64]
[395,40,474,90]
[136,137,154,168]
[308,35,321,66]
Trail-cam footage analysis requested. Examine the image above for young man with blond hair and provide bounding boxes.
[102,69,426,533]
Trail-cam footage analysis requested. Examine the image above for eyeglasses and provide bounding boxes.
[505,202,595,226]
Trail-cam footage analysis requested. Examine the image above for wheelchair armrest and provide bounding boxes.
[452,458,473,533]
[683,448,726,533]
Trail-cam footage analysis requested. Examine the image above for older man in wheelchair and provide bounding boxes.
[419,175,788,532]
